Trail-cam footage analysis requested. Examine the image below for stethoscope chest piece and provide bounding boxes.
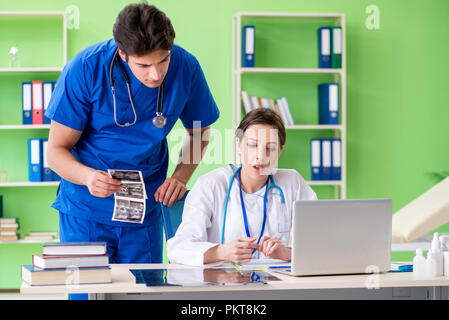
[152,112,167,129]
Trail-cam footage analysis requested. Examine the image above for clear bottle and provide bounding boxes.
[431,232,443,276]
[440,235,449,252]
[426,250,438,278]
[413,248,426,278]
[8,46,20,68]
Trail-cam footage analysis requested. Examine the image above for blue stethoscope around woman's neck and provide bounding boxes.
[220,166,286,252]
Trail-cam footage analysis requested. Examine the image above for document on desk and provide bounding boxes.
[130,268,282,287]
[231,259,291,271]
[108,169,147,224]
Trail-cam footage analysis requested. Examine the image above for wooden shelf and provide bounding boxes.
[0,124,50,130]
[0,67,63,73]
[237,12,344,19]
[0,238,59,244]
[286,124,342,130]
[0,181,59,187]
[0,11,65,17]
[237,67,342,74]
[306,180,343,186]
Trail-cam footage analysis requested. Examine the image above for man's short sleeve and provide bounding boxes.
[45,55,92,131]
[179,58,219,129]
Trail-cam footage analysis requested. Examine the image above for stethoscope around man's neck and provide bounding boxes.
[108,48,167,128]
[220,166,286,252]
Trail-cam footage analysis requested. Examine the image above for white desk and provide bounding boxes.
[20,263,449,300]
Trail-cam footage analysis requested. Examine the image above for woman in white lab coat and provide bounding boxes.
[167,108,317,266]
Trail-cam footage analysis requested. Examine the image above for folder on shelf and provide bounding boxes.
[28,138,42,182]
[318,27,331,68]
[22,82,32,125]
[321,139,332,180]
[242,25,255,67]
[331,27,342,68]
[318,83,339,125]
[241,91,252,114]
[331,138,341,180]
[31,81,44,125]
[43,81,54,125]
[311,139,321,180]
[41,139,53,182]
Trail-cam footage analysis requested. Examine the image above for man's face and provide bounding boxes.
[118,48,171,88]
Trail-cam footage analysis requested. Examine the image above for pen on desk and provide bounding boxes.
[268,265,291,269]
[230,262,242,271]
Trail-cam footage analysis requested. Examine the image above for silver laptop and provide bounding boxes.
[277,199,392,276]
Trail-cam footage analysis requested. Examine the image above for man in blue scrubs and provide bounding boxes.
[45,3,219,264]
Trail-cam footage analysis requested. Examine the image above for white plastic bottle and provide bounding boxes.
[426,250,438,278]
[431,232,443,276]
[444,252,449,277]
[413,248,426,277]
[440,235,449,276]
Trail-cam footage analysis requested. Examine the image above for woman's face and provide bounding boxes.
[236,124,284,178]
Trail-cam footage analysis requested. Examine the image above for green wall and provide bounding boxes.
[1,0,448,289]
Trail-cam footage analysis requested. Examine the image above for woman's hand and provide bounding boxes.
[216,237,259,264]
[257,236,291,261]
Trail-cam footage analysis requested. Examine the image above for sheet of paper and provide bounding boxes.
[108,169,147,224]
[231,259,291,271]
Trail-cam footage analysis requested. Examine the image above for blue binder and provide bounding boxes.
[310,139,321,180]
[318,83,339,124]
[318,27,331,68]
[28,138,42,182]
[331,138,342,180]
[43,82,54,125]
[242,25,255,67]
[41,139,53,181]
[321,139,332,180]
[22,82,33,125]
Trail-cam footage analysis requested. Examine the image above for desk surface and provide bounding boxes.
[20,263,449,295]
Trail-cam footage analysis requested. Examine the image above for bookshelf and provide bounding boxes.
[0,11,67,248]
[232,12,346,199]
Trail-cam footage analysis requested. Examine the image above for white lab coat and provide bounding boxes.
[167,165,317,266]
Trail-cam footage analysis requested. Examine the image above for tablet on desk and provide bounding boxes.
[130,267,282,287]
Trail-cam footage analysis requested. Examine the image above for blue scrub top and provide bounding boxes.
[45,39,220,227]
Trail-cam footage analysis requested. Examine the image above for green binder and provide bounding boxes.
[331,26,342,68]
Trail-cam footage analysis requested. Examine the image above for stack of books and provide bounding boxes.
[241,91,294,126]
[0,218,19,241]
[21,242,111,286]
[23,231,58,241]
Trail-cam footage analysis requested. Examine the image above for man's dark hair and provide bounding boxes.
[113,2,175,57]
[236,108,287,147]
